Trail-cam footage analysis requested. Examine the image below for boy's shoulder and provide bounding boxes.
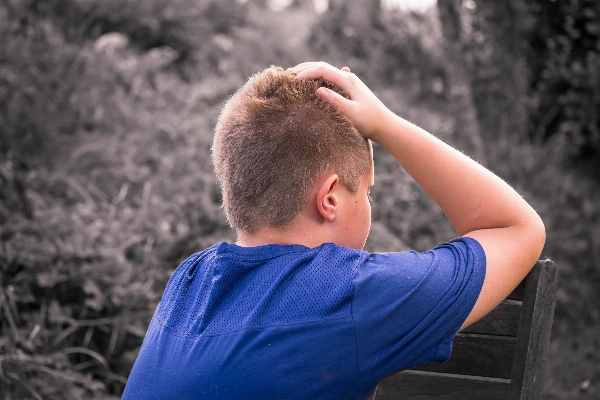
[158,242,369,336]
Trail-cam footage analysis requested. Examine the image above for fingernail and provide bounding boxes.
[317,87,329,97]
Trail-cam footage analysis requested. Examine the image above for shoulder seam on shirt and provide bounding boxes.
[154,313,355,339]
[201,316,354,337]
[154,314,205,339]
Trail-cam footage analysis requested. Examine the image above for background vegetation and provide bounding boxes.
[1,0,598,398]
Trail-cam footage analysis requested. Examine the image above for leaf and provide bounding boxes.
[83,279,105,311]
[47,300,69,324]
[36,272,69,288]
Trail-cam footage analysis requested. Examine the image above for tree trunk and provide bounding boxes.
[437,0,487,164]
[466,0,530,169]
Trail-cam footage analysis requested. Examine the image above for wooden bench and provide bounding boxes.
[375,260,558,400]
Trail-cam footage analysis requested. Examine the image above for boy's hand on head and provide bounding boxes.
[288,62,391,141]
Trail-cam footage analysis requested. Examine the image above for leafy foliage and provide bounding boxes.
[309,0,446,101]
[526,0,600,160]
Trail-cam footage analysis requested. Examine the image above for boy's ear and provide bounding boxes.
[316,174,339,222]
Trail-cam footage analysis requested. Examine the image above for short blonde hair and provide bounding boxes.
[212,66,371,233]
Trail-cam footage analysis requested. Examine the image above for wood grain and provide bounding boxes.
[376,370,509,400]
[508,260,558,400]
[414,334,516,379]
[462,301,522,336]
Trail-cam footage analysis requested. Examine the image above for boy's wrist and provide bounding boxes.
[367,109,402,145]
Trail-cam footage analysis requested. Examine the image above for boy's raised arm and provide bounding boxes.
[289,62,546,329]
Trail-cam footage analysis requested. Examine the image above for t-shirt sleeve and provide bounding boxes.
[352,237,486,392]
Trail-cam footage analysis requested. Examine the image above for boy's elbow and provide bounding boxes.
[536,215,546,254]
[529,212,546,263]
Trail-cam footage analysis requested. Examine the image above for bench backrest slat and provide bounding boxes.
[413,334,516,379]
[377,370,510,400]
[461,301,521,336]
[508,260,558,399]
[375,260,557,400]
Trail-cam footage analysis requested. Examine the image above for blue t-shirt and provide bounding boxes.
[123,238,485,400]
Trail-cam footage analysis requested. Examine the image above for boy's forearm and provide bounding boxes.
[290,61,545,328]
[374,103,545,329]
[373,112,543,238]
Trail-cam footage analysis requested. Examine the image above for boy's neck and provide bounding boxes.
[236,213,332,249]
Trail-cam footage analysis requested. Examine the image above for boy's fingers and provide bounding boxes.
[289,63,361,101]
[289,61,338,75]
[288,64,330,77]
[293,63,338,78]
[316,87,351,112]
[295,64,353,93]
[287,63,321,75]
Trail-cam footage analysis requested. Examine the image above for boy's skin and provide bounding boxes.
[239,61,546,330]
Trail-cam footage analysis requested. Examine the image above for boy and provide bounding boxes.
[123,63,545,399]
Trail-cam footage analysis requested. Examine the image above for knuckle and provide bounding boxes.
[318,61,332,71]
[346,73,358,86]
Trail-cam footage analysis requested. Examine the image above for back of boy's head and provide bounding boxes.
[212,66,372,234]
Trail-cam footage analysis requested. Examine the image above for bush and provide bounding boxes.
[526,0,600,160]
[0,1,237,396]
